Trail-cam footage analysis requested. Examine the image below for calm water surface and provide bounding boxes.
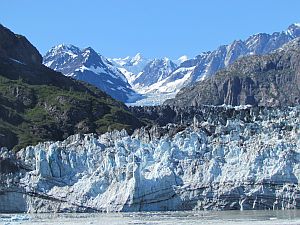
[1,210,300,225]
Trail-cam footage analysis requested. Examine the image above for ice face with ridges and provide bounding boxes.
[13,106,300,212]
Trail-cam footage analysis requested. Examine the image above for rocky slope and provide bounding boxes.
[0,25,142,151]
[165,38,300,107]
[0,24,42,65]
[1,105,300,212]
[43,45,141,102]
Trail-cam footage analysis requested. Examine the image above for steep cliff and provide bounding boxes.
[0,24,42,65]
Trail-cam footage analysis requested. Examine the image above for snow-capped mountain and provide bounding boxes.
[110,55,179,105]
[121,23,300,106]
[132,58,177,93]
[43,44,141,102]
[109,53,151,84]
[154,23,300,95]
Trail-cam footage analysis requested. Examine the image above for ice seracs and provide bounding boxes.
[2,106,300,212]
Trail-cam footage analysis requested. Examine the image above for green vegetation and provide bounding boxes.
[0,61,143,151]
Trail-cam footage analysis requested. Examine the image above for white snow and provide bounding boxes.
[66,51,78,59]
[126,66,196,106]
[9,58,26,65]
[158,66,195,93]
[100,55,128,82]
[43,60,53,67]
[75,65,105,75]
[126,92,176,106]
[177,55,188,64]
[118,68,138,84]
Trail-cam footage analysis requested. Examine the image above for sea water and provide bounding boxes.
[2,210,300,225]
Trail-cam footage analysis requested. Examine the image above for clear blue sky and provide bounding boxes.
[1,0,300,59]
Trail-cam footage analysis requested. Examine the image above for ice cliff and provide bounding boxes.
[1,106,300,212]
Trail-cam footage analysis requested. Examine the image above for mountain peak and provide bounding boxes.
[82,46,100,58]
[292,23,300,28]
[130,53,143,65]
[286,23,300,37]
[133,52,142,59]
[46,44,81,58]
[43,43,140,102]
[132,57,177,88]
[162,57,170,62]
[52,44,79,52]
[177,55,188,63]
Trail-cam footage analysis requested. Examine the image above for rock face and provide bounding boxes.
[130,105,252,127]
[2,106,300,212]
[0,24,42,65]
[165,38,300,107]
[0,25,142,151]
[43,44,141,102]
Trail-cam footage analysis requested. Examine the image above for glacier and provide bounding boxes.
[1,106,300,213]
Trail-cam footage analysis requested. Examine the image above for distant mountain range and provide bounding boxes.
[43,23,300,105]
[148,23,300,96]
[43,45,141,102]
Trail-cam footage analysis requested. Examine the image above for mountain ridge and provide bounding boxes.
[152,23,300,97]
[165,37,300,107]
